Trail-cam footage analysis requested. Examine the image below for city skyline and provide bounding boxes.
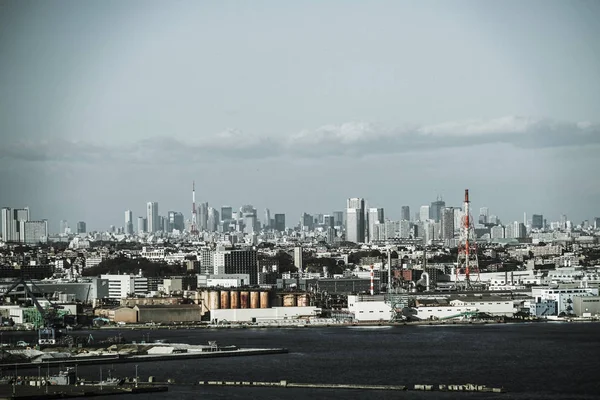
[1,1,599,231]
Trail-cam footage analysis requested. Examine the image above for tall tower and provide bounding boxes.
[455,189,479,289]
[191,181,199,235]
[147,202,159,233]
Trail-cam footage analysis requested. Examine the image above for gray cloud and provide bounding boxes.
[1,116,598,164]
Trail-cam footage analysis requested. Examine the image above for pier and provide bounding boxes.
[0,384,168,399]
[197,380,506,393]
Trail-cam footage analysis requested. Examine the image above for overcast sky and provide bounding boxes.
[1,0,599,232]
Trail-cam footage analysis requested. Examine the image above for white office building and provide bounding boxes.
[101,274,149,299]
[147,202,159,233]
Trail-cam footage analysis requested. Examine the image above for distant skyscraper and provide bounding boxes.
[532,214,544,230]
[430,197,445,222]
[274,214,286,232]
[560,214,567,230]
[125,210,134,235]
[264,208,271,229]
[479,207,489,224]
[401,206,410,221]
[199,202,209,231]
[367,208,384,243]
[441,208,455,240]
[221,206,233,221]
[419,205,430,222]
[77,221,86,234]
[323,215,335,229]
[346,198,365,243]
[301,213,313,231]
[12,208,29,242]
[23,220,48,245]
[60,220,68,235]
[208,207,220,232]
[146,202,159,233]
[1,208,12,242]
[137,216,145,233]
[333,211,344,227]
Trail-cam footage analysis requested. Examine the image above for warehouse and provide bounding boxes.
[134,304,202,324]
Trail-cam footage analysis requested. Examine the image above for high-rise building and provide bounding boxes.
[208,207,220,232]
[532,214,544,230]
[213,248,258,285]
[490,225,505,239]
[367,208,384,243]
[441,208,455,240]
[125,210,134,235]
[595,217,600,230]
[137,216,145,233]
[333,211,344,227]
[1,208,12,242]
[478,207,489,224]
[198,202,209,231]
[419,205,430,222]
[60,220,68,235]
[264,208,271,229]
[430,198,446,222]
[560,214,567,230]
[9,208,30,242]
[301,213,313,231]
[401,206,410,221]
[77,221,86,234]
[146,202,159,233]
[323,215,335,229]
[346,198,365,243]
[511,221,526,239]
[274,214,286,232]
[23,220,48,245]
[221,206,233,222]
[294,247,303,273]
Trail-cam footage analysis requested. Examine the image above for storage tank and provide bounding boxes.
[297,294,309,307]
[250,291,260,309]
[201,290,210,313]
[259,291,269,308]
[283,294,297,307]
[230,291,240,309]
[209,291,220,310]
[240,291,250,309]
[220,291,230,309]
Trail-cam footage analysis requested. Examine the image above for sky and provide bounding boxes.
[1,0,599,232]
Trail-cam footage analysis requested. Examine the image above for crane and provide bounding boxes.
[0,276,64,345]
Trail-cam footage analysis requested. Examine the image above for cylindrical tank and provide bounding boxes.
[250,291,259,309]
[297,294,309,307]
[209,291,220,310]
[201,290,210,313]
[230,291,240,309]
[259,292,269,308]
[240,291,250,309]
[220,291,230,309]
[283,294,297,307]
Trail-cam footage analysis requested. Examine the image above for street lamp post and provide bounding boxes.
[135,364,139,388]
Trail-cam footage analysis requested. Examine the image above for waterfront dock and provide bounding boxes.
[197,380,506,393]
[0,384,168,399]
[0,347,288,371]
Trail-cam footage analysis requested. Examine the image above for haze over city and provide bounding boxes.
[1,1,599,231]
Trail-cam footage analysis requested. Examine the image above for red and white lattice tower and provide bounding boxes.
[456,189,480,289]
[370,264,374,296]
[190,181,199,236]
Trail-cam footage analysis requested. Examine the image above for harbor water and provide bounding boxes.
[5,322,600,399]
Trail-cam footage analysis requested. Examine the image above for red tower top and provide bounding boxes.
[464,189,469,203]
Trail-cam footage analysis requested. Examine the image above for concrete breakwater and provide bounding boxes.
[0,348,288,371]
[197,380,506,393]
